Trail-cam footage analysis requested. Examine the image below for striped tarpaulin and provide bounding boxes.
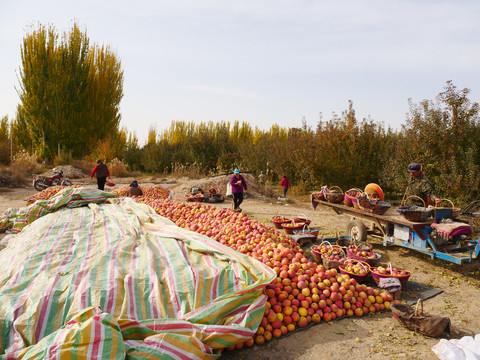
[0,189,276,359]
[0,187,119,233]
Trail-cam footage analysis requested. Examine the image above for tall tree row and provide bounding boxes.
[15,22,123,160]
[130,82,480,203]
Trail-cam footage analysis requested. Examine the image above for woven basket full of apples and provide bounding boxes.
[311,241,346,269]
[370,264,412,285]
[346,244,381,267]
[339,259,371,283]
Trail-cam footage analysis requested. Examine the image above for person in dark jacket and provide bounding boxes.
[90,159,110,190]
[404,163,440,206]
[128,180,143,197]
[230,169,247,212]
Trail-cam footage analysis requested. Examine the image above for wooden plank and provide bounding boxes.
[312,198,433,227]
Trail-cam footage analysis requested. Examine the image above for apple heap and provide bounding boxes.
[133,197,394,349]
[111,184,171,199]
[26,185,83,204]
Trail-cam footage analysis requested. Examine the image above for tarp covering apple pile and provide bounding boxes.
[0,188,276,359]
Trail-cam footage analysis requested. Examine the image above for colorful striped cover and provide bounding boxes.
[0,187,119,233]
[0,189,276,359]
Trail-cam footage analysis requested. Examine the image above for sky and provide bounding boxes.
[1,0,480,145]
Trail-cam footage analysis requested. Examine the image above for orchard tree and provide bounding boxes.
[394,81,480,202]
[16,22,123,160]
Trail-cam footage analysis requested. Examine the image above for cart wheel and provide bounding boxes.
[346,220,367,242]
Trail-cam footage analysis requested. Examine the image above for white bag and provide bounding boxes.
[432,334,480,360]
[226,183,233,198]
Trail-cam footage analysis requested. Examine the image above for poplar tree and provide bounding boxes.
[16,22,123,160]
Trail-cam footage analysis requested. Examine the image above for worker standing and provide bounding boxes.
[404,163,440,206]
[280,174,291,198]
[230,169,248,212]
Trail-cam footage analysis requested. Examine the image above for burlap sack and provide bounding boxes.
[391,300,451,338]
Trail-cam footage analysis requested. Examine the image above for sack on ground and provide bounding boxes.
[391,300,451,338]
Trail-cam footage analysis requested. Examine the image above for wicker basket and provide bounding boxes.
[311,241,342,263]
[397,196,432,222]
[272,216,291,229]
[344,188,363,207]
[339,259,371,283]
[319,243,346,269]
[322,252,346,270]
[370,263,411,285]
[357,196,391,215]
[325,186,344,203]
[433,199,460,222]
[346,244,380,266]
[282,221,306,234]
[293,214,312,226]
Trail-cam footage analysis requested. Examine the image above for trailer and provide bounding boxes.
[311,197,480,265]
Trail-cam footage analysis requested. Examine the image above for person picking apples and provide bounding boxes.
[404,163,441,207]
[230,169,248,212]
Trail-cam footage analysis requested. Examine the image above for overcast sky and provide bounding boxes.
[1,0,479,144]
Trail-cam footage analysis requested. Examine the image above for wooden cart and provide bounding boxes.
[312,197,480,265]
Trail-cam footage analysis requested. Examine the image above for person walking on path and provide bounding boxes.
[230,169,247,212]
[90,159,110,191]
[280,174,291,198]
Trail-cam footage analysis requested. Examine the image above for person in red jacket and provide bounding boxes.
[280,175,291,198]
[90,159,110,190]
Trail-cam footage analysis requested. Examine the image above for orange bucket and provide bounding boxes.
[364,183,384,201]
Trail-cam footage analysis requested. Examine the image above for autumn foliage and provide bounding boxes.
[136,82,480,203]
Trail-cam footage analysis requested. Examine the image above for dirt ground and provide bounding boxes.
[1,174,480,360]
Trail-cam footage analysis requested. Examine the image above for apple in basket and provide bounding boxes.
[376,266,409,276]
[327,254,345,262]
[317,245,334,255]
[376,266,388,275]
[344,262,368,276]
[349,245,376,259]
